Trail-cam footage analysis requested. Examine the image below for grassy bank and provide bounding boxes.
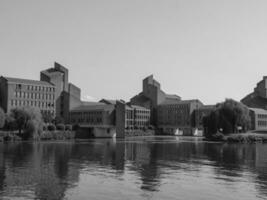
[207,132,267,143]
[0,130,75,142]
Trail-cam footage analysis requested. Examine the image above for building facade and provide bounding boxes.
[116,100,151,137]
[0,76,56,118]
[249,108,267,131]
[70,100,151,138]
[157,100,204,136]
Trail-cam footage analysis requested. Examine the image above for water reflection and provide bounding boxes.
[0,137,266,200]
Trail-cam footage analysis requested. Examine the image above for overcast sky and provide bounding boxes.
[1,0,267,104]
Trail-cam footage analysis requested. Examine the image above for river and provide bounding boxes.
[0,136,266,200]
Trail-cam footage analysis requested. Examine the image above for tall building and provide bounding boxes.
[130,75,181,125]
[241,76,267,110]
[40,62,82,122]
[0,76,56,118]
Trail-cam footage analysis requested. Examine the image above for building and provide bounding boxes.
[0,76,56,119]
[249,108,267,131]
[70,101,116,138]
[40,62,82,122]
[116,100,151,137]
[157,99,204,136]
[241,76,267,110]
[130,75,181,125]
[70,100,151,138]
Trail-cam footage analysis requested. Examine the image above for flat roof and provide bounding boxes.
[2,76,54,86]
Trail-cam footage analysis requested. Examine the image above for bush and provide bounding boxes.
[56,124,65,131]
[65,124,72,131]
[47,124,56,131]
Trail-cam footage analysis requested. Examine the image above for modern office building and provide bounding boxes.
[116,100,151,137]
[157,99,204,136]
[249,108,267,131]
[0,76,56,119]
[70,101,116,138]
[70,99,151,138]
[130,75,181,125]
[241,76,267,110]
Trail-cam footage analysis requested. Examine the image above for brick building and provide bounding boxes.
[0,76,56,119]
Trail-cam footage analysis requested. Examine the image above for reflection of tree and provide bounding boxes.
[0,145,5,191]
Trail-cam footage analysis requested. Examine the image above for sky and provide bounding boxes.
[1,0,267,104]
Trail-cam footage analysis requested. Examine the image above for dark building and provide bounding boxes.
[157,99,204,136]
[130,75,181,125]
[241,76,267,110]
[0,76,56,118]
[70,99,151,138]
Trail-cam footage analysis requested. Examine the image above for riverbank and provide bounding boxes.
[0,130,75,142]
[206,132,267,143]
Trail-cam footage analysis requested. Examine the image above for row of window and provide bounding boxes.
[258,120,267,126]
[257,114,267,119]
[10,99,55,108]
[16,84,55,92]
[14,91,55,100]
[71,117,102,124]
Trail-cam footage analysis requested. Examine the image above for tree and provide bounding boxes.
[0,107,5,129]
[203,99,250,137]
[9,107,43,139]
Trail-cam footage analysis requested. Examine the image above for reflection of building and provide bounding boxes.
[157,100,203,136]
[0,76,56,118]
[249,108,267,130]
[241,76,267,110]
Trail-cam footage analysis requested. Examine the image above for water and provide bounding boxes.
[0,136,267,200]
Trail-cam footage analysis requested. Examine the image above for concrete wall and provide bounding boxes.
[116,101,126,138]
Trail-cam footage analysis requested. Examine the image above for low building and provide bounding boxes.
[157,99,203,136]
[70,102,116,138]
[249,108,267,131]
[116,101,151,137]
[0,76,56,119]
[70,100,151,138]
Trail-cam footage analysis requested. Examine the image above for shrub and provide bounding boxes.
[47,124,56,131]
[56,124,65,131]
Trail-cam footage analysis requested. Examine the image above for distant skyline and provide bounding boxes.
[1,0,267,104]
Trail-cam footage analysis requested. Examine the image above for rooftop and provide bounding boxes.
[1,76,54,86]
